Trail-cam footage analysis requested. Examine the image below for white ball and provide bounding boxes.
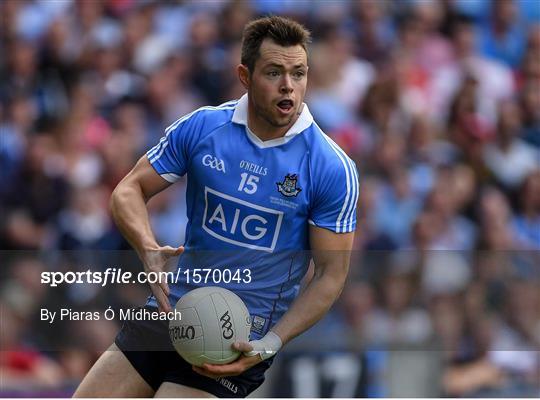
[169,286,251,367]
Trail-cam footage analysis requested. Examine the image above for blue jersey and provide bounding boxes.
[146,94,359,338]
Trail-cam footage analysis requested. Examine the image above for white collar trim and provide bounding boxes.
[231,93,313,148]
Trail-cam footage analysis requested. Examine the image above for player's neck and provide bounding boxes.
[247,108,298,142]
[247,122,289,142]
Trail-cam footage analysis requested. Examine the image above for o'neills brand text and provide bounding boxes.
[216,377,238,394]
[240,160,267,176]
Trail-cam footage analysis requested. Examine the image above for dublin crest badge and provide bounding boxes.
[277,174,302,197]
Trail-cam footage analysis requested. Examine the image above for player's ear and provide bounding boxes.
[237,64,250,89]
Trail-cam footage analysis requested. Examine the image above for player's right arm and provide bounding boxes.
[110,156,183,313]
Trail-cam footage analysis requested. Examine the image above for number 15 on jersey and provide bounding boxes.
[238,173,259,194]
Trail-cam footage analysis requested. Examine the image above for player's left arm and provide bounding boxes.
[194,226,354,378]
[269,225,353,342]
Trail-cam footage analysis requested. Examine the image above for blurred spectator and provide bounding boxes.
[410,210,441,251]
[431,14,515,124]
[446,76,496,180]
[422,252,471,295]
[0,94,33,195]
[512,170,540,249]
[519,80,540,148]
[101,99,148,187]
[2,133,70,249]
[372,167,422,247]
[148,181,189,247]
[476,0,527,68]
[406,113,457,169]
[348,0,395,65]
[0,302,66,392]
[0,38,69,121]
[483,100,539,189]
[364,271,432,346]
[55,184,123,250]
[307,23,375,154]
[442,279,540,397]
[340,281,375,343]
[476,186,519,250]
[423,168,477,251]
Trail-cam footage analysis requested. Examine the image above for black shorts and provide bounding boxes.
[114,306,272,397]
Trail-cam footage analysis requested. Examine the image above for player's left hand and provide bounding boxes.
[192,341,261,378]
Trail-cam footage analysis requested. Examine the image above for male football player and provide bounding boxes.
[75,15,358,398]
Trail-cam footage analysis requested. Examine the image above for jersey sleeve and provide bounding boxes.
[309,156,359,233]
[146,110,203,183]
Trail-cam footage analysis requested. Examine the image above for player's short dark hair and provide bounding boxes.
[241,16,311,73]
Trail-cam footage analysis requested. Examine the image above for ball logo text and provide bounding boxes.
[169,325,196,340]
[220,311,234,339]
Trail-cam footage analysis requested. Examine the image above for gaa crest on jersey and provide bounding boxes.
[250,315,267,335]
[277,174,302,197]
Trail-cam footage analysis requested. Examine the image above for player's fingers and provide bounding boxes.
[162,245,184,258]
[232,341,253,352]
[150,283,171,313]
[201,362,244,376]
[192,366,218,379]
[159,280,170,297]
[150,281,167,299]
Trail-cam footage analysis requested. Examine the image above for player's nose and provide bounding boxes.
[279,75,293,93]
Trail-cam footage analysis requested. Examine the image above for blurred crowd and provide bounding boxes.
[1,0,539,397]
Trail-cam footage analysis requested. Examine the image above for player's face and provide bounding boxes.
[240,39,308,138]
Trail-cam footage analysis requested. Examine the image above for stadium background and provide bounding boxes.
[1,0,539,397]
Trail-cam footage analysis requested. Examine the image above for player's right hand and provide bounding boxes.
[193,341,262,378]
[140,245,184,313]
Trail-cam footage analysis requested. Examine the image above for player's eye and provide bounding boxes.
[293,71,306,79]
[267,71,280,77]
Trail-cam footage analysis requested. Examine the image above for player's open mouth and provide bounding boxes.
[277,99,294,113]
